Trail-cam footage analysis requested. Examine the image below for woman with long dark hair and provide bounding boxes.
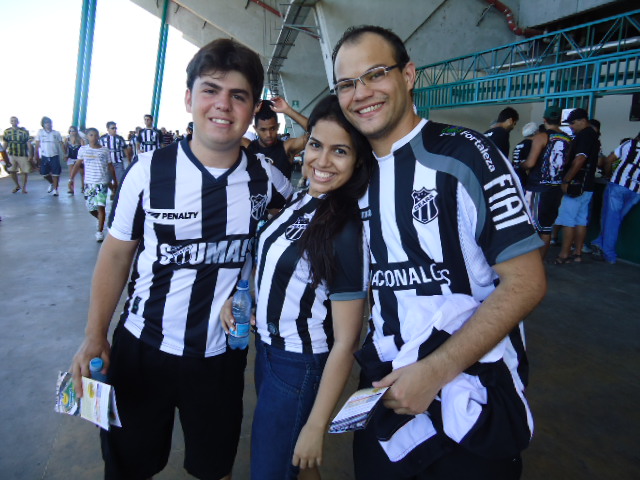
[222,94,373,479]
[64,126,85,194]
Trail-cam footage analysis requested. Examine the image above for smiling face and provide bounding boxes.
[333,32,418,156]
[255,117,280,148]
[185,70,257,165]
[305,119,357,197]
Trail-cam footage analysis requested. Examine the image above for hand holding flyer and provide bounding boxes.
[328,387,388,434]
[54,371,121,430]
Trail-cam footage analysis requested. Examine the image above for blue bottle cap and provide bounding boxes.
[238,279,249,290]
[90,357,104,371]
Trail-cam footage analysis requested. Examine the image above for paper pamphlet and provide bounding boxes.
[328,387,388,434]
[54,371,121,430]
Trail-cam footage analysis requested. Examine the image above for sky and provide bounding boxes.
[0,0,199,137]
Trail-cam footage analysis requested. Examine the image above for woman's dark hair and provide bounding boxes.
[297,95,373,288]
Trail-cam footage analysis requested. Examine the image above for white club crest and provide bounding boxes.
[285,215,311,241]
[411,188,439,224]
[250,194,268,221]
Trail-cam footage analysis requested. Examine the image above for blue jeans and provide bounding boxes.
[251,340,328,480]
[592,182,640,263]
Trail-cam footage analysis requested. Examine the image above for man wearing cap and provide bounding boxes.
[554,108,600,263]
[590,132,640,264]
[484,106,519,157]
[522,105,572,259]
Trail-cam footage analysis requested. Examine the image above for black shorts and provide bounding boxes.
[525,188,563,234]
[101,325,247,480]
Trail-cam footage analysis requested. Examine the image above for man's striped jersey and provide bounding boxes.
[3,127,30,156]
[99,134,128,163]
[137,128,161,152]
[37,129,63,157]
[78,145,112,184]
[108,140,293,357]
[255,192,369,354]
[612,139,640,193]
[357,119,543,464]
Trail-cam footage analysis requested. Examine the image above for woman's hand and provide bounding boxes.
[292,423,324,470]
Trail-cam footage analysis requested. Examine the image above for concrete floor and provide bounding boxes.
[0,171,639,479]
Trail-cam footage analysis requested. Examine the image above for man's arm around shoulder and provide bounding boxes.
[71,235,139,396]
[375,250,546,415]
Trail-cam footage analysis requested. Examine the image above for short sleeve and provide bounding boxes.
[108,159,146,240]
[459,137,543,266]
[328,217,369,300]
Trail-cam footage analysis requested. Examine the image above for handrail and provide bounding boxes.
[416,9,640,88]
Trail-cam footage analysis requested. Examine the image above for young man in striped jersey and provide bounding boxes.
[99,121,131,198]
[71,38,293,480]
[590,132,640,264]
[333,26,546,479]
[137,114,162,153]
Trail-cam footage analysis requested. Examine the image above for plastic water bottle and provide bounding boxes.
[228,280,252,350]
[89,357,108,383]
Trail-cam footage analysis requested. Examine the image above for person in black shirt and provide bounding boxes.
[243,97,309,179]
[484,106,519,157]
[511,121,538,189]
[554,108,601,263]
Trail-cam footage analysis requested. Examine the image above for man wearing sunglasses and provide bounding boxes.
[333,25,546,479]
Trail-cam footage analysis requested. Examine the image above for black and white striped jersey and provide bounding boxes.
[255,192,369,354]
[137,128,161,152]
[108,139,293,358]
[612,139,640,193]
[357,120,543,462]
[99,134,128,163]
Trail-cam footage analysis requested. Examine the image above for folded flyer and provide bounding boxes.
[329,387,388,434]
[54,371,121,430]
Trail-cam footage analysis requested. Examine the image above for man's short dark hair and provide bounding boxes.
[85,127,99,136]
[106,121,116,129]
[41,116,52,127]
[331,25,409,84]
[254,100,277,125]
[497,107,519,123]
[186,38,264,105]
[144,114,153,121]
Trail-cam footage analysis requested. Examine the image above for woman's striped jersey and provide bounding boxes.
[255,192,369,354]
[108,140,293,358]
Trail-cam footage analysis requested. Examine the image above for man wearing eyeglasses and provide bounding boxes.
[332,26,546,479]
[100,121,131,198]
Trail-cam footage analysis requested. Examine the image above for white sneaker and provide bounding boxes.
[47,184,54,193]
[95,231,104,242]
[52,189,59,197]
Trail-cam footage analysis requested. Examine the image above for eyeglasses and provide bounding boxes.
[332,64,400,96]
[69,130,76,133]
[110,126,117,130]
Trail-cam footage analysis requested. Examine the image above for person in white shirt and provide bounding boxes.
[69,128,116,242]
[35,116,64,196]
